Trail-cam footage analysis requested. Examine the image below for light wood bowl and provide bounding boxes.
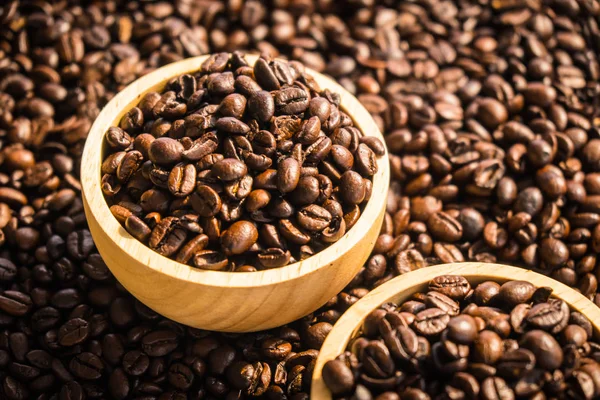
[80,54,389,332]
[311,262,600,399]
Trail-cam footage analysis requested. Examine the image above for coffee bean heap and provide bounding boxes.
[0,0,599,399]
[323,275,600,399]
[102,52,383,271]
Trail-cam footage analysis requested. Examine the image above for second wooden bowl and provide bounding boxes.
[80,54,389,332]
[311,262,600,398]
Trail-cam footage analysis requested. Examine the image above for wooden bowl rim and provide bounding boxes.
[311,262,600,399]
[80,53,389,289]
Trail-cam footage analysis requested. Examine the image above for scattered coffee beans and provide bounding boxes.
[323,275,600,399]
[1,0,599,398]
[102,52,383,271]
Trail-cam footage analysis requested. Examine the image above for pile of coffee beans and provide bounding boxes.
[102,52,383,271]
[323,275,600,399]
[0,0,599,399]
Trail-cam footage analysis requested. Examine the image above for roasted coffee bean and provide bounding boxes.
[340,171,366,205]
[141,330,178,357]
[428,212,463,242]
[322,359,355,396]
[520,330,564,370]
[0,290,32,316]
[124,215,151,242]
[57,318,89,346]
[194,250,229,271]
[413,307,450,336]
[446,315,478,344]
[277,157,301,193]
[248,91,275,122]
[168,163,196,197]
[430,275,471,301]
[297,205,332,232]
[498,281,536,307]
[211,158,247,182]
[221,221,258,256]
[148,137,184,166]
[122,350,149,376]
[148,217,187,257]
[69,352,104,380]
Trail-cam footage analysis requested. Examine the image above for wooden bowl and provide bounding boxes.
[311,262,600,399]
[80,54,389,333]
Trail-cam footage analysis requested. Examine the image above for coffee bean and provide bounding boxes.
[168,163,196,197]
[355,143,378,177]
[69,352,104,380]
[277,157,300,193]
[0,290,32,316]
[297,204,332,232]
[108,368,130,399]
[322,359,355,396]
[141,330,178,357]
[211,158,247,181]
[429,275,471,301]
[497,281,536,307]
[0,258,17,282]
[413,307,450,336]
[340,170,366,205]
[221,220,258,256]
[520,330,563,370]
[124,214,151,242]
[148,137,184,166]
[58,318,89,346]
[427,212,463,242]
[122,350,149,376]
[526,302,564,330]
[481,377,514,400]
[274,87,309,115]
[194,250,229,271]
[446,315,478,344]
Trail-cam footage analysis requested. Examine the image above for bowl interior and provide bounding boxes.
[82,53,390,288]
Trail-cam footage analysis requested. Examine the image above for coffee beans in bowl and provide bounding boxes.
[320,270,600,399]
[81,52,388,331]
[100,52,384,272]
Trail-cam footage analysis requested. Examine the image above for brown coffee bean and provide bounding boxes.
[168,163,196,197]
[339,171,366,205]
[191,185,222,217]
[211,158,247,181]
[520,330,563,370]
[497,281,536,307]
[277,157,300,193]
[430,275,471,301]
[221,221,258,256]
[149,217,187,257]
[148,137,184,166]
[355,143,378,177]
[58,318,89,346]
[428,212,463,242]
[125,215,151,242]
[297,205,332,232]
[413,308,450,336]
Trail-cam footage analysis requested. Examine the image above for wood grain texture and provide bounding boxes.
[311,262,600,399]
[80,54,390,332]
